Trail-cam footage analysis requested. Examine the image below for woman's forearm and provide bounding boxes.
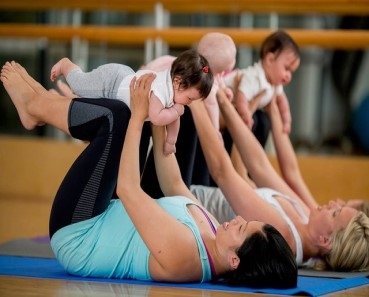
[218,87,304,197]
[192,95,293,235]
[190,100,230,183]
[217,88,273,186]
[117,117,146,200]
[117,74,153,201]
[267,100,318,210]
[151,124,194,199]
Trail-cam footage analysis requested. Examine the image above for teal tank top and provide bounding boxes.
[50,196,213,282]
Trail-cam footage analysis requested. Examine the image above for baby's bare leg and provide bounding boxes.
[1,61,71,134]
[50,57,80,82]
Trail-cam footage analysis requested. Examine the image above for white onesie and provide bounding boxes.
[223,61,283,109]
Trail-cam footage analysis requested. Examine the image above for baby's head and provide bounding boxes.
[197,32,237,75]
[170,49,214,105]
[260,30,300,86]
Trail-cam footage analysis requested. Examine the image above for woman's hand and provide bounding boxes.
[129,73,156,122]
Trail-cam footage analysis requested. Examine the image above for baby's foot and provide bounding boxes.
[50,58,68,82]
[1,62,39,130]
[11,61,48,95]
[56,80,78,99]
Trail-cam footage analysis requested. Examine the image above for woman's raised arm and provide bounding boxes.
[216,86,295,197]
[116,74,199,280]
[266,98,318,210]
[151,123,198,202]
[227,72,316,210]
[190,100,289,232]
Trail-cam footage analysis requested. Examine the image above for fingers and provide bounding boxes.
[130,73,155,94]
[233,70,243,88]
[129,76,137,94]
[130,73,155,121]
[254,89,267,100]
[140,72,156,88]
[215,73,225,89]
[139,74,154,100]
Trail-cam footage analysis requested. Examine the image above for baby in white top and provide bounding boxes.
[50,49,214,154]
[223,30,300,134]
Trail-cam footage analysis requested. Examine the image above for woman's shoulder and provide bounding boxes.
[157,195,200,206]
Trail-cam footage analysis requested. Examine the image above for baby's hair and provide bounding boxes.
[260,30,300,60]
[170,49,214,99]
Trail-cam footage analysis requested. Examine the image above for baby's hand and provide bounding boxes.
[164,141,176,155]
[173,103,185,117]
[224,87,234,101]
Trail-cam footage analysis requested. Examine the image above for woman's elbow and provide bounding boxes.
[160,178,182,197]
[116,183,128,201]
[116,179,138,201]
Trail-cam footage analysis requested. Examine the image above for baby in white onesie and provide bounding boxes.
[223,30,300,134]
[50,49,214,155]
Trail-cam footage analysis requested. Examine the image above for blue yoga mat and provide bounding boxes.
[0,255,368,297]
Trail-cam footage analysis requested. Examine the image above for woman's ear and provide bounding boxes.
[318,235,333,253]
[228,254,240,270]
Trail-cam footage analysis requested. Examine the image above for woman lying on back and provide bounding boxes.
[1,61,297,288]
[189,77,369,272]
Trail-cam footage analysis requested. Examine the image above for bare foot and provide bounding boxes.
[11,61,49,95]
[1,62,39,130]
[50,57,71,82]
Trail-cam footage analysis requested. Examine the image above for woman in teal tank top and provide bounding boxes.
[1,61,297,288]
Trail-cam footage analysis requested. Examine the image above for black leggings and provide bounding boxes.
[140,108,271,198]
[49,98,136,238]
[141,106,201,198]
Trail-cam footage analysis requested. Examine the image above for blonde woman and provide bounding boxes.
[189,80,369,272]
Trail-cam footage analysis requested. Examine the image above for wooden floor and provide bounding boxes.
[0,276,368,297]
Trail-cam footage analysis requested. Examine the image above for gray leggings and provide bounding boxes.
[66,63,134,99]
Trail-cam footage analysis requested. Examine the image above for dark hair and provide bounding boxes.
[217,224,298,288]
[170,49,214,99]
[260,30,300,61]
